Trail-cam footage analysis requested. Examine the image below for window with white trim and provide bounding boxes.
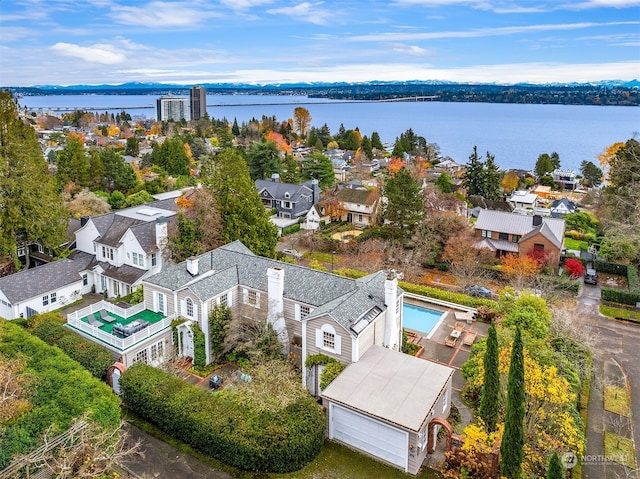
[219,293,228,306]
[134,349,148,364]
[132,252,144,266]
[283,201,291,209]
[82,274,88,286]
[150,341,164,361]
[50,292,57,304]
[42,294,49,306]
[481,230,491,238]
[248,290,257,306]
[323,330,335,349]
[151,252,158,267]
[186,298,194,317]
[157,292,165,314]
[300,305,310,318]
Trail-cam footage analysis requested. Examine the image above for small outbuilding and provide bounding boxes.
[321,345,454,475]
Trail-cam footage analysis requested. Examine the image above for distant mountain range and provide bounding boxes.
[6,80,639,106]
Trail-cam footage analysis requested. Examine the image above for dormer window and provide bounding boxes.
[284,192,290,199]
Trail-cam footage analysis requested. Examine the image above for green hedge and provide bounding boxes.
[627,265,639,291]
[601,288,640,306]
[120,363,325,473]
[594,260,629,276]
[0,321,121,469]
[281,223,301,236]
[31,318,115,379]
[335,267,498,309]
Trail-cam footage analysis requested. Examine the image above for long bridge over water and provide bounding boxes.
[26,96,439,113]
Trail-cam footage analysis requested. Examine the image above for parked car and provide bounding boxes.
[584,268,598,285]
[282,248,303,260]
[209,374,224,390]
[462,285,492,298]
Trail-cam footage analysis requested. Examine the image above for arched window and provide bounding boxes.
[186,298,194,318]
[316,323,341,354]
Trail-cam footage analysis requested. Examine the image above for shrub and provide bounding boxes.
[31,318,114,379]
[192,323,206,370]
[564,258,585,279]
[601,288,640,306]
[594,260,629,276]
[120,363,324,473]
[281,223,301,236]
[0,321,121,469]
[320,361,346,390]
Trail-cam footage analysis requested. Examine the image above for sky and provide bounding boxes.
[1,0,639,87]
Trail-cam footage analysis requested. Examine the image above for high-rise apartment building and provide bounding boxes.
[190,86,207,120]
[156,95,189,122]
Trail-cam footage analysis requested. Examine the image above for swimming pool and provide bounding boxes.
[402,303,444,337]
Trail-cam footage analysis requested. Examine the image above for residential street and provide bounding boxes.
[577,282,640,479]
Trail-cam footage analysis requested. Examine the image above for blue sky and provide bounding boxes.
[1,0,639,86]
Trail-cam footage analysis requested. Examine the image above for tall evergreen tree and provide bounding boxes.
[500,326,526,479]
[56,137,89,187]
[152,136,190,176]
[479,324,500,432]
[370,131,384,150]
[247,140,281,180]
[301,152,335,190]
[463,146,486,196]
[0,90,69,269]
[231,118,240,137]
[484,151,502,200]
[535,153,555,178]
[546,452,564,479]
[100,149,138,193]
[202,148,278,258]
[360,135,373,160]
[381,167,423,239]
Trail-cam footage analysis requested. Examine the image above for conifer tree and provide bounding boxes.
[381,167,423,239]
[546,452,564,479]
[500,326,525,479]
[463,146,485,196]
[479,324,500,432]
[0,90,69,269]
[483,152,502,200]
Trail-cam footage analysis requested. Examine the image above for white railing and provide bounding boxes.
[66,300,146,322]
[403,292,477,314]
[67,311,175,351]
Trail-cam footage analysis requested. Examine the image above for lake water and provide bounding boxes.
[18,94,639,172]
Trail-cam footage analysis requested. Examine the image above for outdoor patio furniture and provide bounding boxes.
[463,331,478,346]
[99,310,116,323]
[88,313,103,327]
[112,319,149,338]
[453,322,466,333]
[445,334,458,347]
[454,311,475,323]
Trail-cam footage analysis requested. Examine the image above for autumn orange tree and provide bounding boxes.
[265,130,292,154]
[501,170,519,193]
[597,141,624,180]
[499,254,542,290]
[293,107,311,137]
[388,156,405,175]
[321,196,348,221]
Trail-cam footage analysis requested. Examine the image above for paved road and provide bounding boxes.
[577,282,640,478]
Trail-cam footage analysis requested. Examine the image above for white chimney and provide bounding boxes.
[267,267,289,352]
[383,274,400,351]
[155,216,168,250]
[186,257,199,276]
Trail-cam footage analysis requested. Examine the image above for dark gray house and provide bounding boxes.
[256,175,320,220]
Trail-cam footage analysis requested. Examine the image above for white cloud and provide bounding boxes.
[560,0,640,9]
[391,44,433,55]
[347,21,640,42]
[108,1,221,27]
[219,0,275,9]
[267,2,335,25]
[49,42,127,64]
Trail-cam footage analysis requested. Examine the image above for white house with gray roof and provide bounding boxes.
[74,204,176,298]
[0,252,95,320]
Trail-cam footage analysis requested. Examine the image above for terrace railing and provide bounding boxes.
[66,300,145,322]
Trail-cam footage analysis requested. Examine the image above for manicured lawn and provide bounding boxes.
[126,411,443,478]
[604,385,631,417]
[600,305,640,323]
[564,237,589,251]
[604,432,637,470]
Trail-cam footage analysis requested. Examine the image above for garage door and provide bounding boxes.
[329,403,408,470]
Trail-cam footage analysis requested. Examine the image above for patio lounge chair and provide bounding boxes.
[445,334,458,347]
[88,313,103,327]
[453,322,465,333]
[99,310,116,323]
[454,311,475,323]
[463,331,478,346]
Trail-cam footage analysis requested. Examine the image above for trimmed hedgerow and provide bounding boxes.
[31,317,114,380]
[0,320,121,469]
[594,260,629,276]
[601,288,640,306]
[119,363,325,473]
[335,267,498,309]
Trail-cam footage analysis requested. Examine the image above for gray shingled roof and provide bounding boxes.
[0,252,94,304]
[131,222,160,253]
[99,262,148,285]
[255,179,314,202]
[99,216,144,247]
[475,210,564,244]
[144,241,401,335]
[335,188,379,206]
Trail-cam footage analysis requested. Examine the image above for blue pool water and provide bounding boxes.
[403,303,444,336]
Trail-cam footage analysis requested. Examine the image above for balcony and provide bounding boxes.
[67,300,175,352]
